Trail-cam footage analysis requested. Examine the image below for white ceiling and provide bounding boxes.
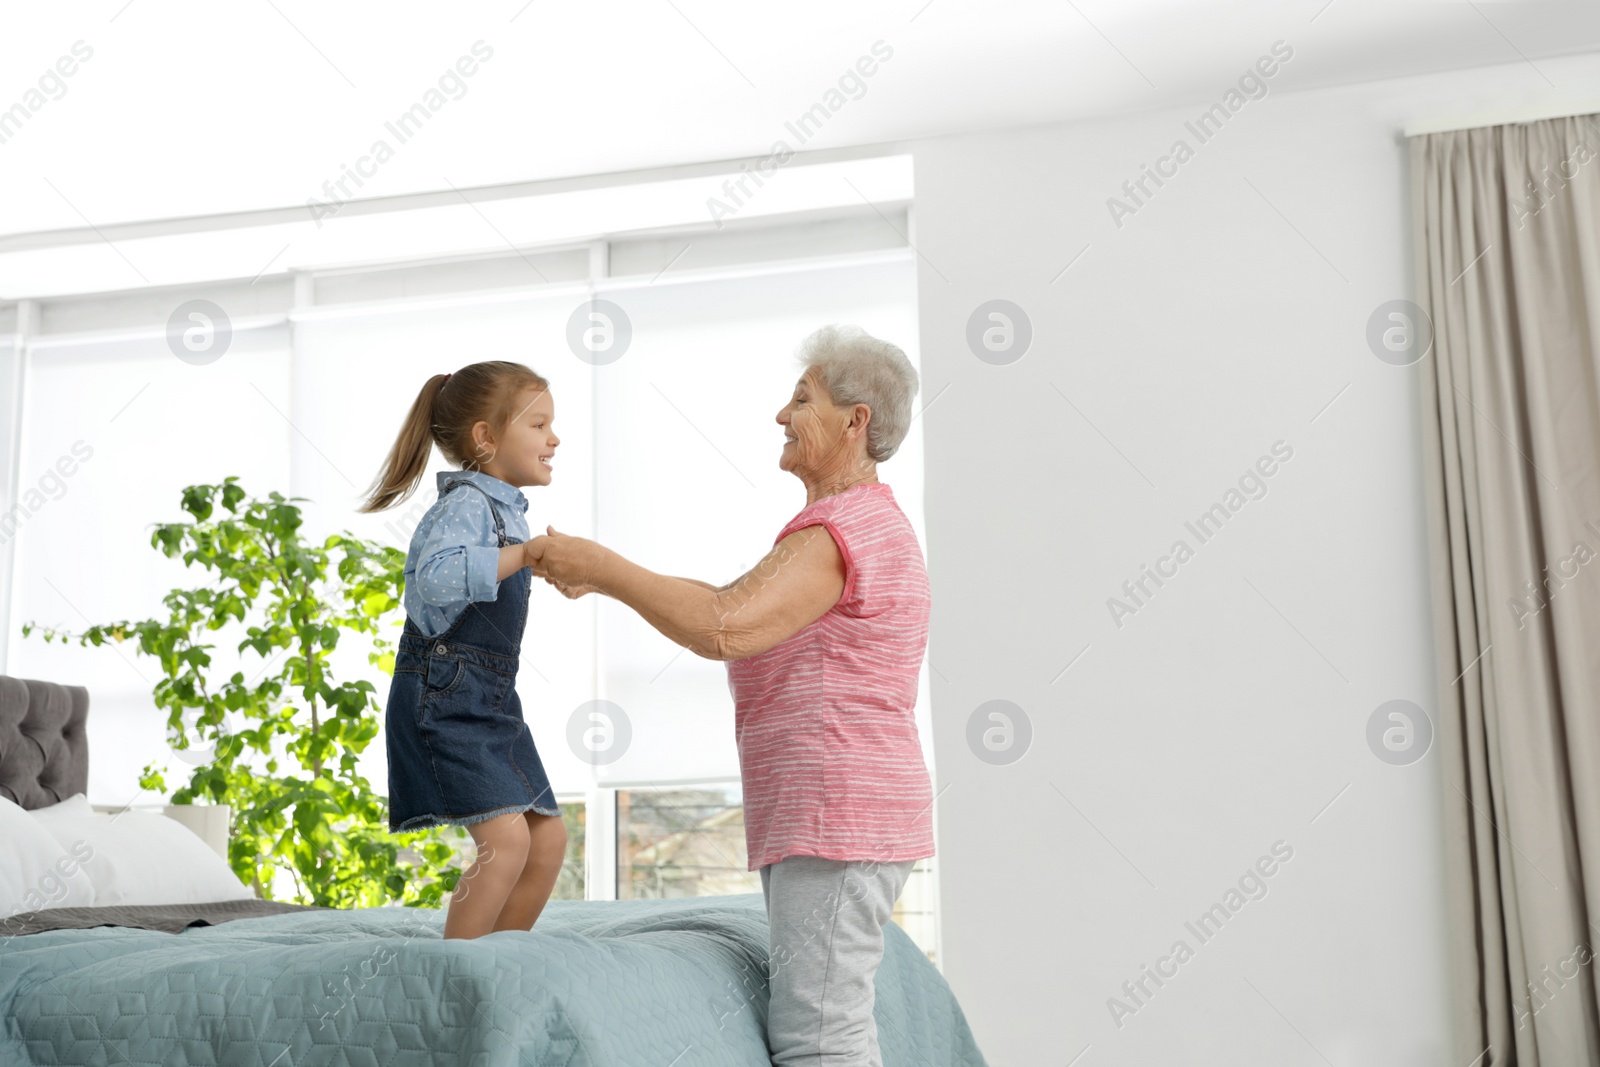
[3,0,1600,242]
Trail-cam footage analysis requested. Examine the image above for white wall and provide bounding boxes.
[914,48,1600,1067]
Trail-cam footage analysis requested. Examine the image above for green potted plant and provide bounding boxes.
[25,477,465,908]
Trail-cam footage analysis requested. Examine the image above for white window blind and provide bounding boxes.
[8,327,293,804]
[3,250,928,807]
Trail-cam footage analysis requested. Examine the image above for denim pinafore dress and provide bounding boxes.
[385,479,561,833]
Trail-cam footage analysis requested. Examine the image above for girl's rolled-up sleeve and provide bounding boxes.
[411,491,502,607]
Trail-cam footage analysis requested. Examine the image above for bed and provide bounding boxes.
[0,674,990,1066]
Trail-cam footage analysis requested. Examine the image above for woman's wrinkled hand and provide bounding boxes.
[526,526,605,598]
[544,576,597,599]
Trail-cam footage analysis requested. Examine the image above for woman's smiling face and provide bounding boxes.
[777,368,855,479]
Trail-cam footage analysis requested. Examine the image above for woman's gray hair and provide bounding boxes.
[795,324,919,463]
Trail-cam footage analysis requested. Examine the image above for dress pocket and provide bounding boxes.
[424,656,464,694]
[421,660,513,728]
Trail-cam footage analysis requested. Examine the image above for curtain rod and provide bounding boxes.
[1404,99,1600,138]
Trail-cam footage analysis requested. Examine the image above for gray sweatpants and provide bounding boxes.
[759,854,917,1067]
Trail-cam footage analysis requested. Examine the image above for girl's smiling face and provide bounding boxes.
[475,384,558,487]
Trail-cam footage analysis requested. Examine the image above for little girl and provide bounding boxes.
[358,360,566,941]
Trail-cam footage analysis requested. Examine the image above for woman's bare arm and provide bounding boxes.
[584,527,845,660]
[669,576,724,593]
[527,525,845,657]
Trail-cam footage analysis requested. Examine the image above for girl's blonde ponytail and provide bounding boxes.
[357,374,450,513]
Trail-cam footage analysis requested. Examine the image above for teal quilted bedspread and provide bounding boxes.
[0,893,989,1066]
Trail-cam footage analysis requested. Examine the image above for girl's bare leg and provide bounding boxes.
[443,812,530,940]
[492,810,568,932]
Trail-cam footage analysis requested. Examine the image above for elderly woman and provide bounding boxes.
[527,323,933,1067]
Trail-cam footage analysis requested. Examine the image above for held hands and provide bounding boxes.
[525,525,603,599]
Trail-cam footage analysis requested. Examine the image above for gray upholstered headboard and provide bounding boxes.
[0,674,89,811]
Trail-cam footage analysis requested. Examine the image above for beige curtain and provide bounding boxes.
[1414,115,1600,1066]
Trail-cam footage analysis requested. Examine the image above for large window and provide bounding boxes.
[617,782,760,899]
[0,181,939,961]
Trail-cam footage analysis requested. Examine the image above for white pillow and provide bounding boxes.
[30,792,94,819]
[29,799,253,906]
[0,795,97,916]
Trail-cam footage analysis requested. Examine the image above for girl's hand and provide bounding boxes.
[528,537,553,572]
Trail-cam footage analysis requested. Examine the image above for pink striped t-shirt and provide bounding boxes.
[725,480,936,870]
